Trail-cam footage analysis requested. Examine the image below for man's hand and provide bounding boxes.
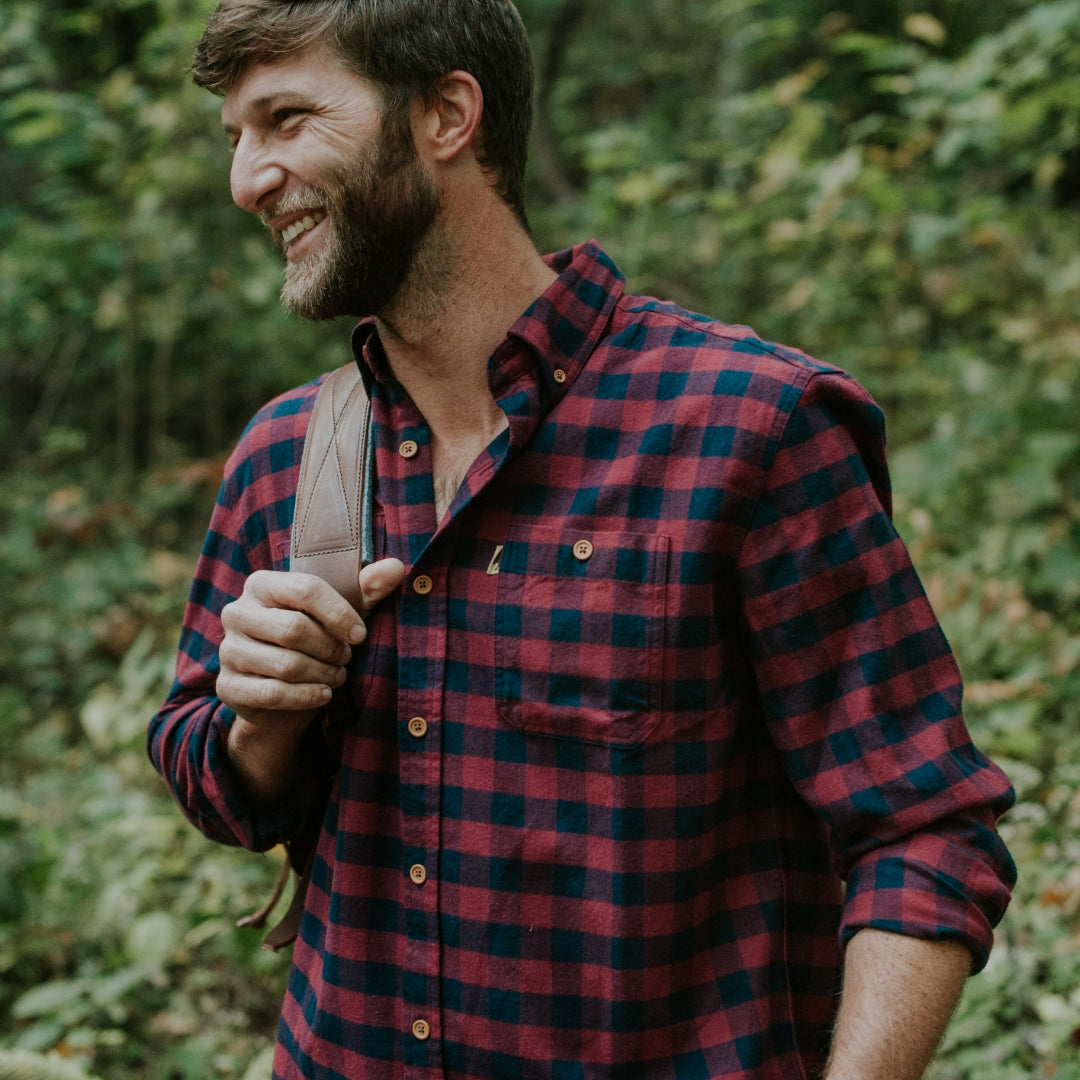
[218,558,405,803]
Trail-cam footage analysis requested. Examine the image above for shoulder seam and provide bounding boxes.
[617,296,846,378]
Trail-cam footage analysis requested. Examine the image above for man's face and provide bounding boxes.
[222,47,440,320]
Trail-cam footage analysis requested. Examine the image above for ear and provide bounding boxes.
[414,70,483,164]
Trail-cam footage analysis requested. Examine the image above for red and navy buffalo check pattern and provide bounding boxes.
[149,241,1015,1080]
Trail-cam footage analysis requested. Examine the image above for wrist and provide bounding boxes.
[229,710,315,746]
[226,711,316,805]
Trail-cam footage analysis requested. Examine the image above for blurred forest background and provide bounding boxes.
[1,0,1079,1076]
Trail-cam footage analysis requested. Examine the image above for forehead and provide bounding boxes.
[221,45,380,129]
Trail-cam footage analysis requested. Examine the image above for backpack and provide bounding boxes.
[237,361,372,951]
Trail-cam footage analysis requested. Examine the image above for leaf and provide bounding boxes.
[10,981,88,1023]
[124,911,181,967]
[240,1045,275,1080]
[0,1048,99,1080]
[904,14,948,47]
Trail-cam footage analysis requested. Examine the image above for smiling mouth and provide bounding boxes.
[281,212,326,247]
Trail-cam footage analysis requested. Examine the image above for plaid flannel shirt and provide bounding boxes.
[149,240,1015,1080]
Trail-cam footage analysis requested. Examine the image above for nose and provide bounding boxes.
[230,135,287,213]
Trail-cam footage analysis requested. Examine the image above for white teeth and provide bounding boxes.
[281,211,325,246]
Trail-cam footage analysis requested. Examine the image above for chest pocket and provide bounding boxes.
[494,525,670,746]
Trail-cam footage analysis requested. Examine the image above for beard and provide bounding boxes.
[263,128,441,322]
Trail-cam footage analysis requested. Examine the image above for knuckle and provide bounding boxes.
[250,679,282,710]
[215,671,240,706]
[218,627,243,654]
[279,610,311,648]
[270,650,305,682]
[289,572,324,603]
[220,598,240,629]
[241,570,273,600]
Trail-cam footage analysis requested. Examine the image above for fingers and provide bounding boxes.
[217,608,348,725]
[220,623,348,691]
[218,571,349,724]
[240,569,368,646]
[216,668,329,726]
[357,558,406,621]
[216,562,405,727]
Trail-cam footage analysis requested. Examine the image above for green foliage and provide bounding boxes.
[0,1048,100,1080]
[0,464,287,1077]
[0,0,349,478]
[2,0,1080,1076]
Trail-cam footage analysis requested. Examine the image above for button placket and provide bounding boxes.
[398,572,443,1074]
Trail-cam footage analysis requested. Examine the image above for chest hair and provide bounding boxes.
[433,461,469,523]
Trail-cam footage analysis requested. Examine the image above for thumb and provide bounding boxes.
[357,557,406,618]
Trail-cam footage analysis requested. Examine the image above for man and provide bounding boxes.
[148,2,1016,1078]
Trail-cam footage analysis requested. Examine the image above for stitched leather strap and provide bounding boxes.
[258,806,323,952]
[240,362,371,952]
[289,362,371,611]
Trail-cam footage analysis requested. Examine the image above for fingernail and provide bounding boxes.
[349,624,365,645]
[321,686,333,701]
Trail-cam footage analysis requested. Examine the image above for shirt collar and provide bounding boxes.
[499,239,624,399]
[349,239,625,404]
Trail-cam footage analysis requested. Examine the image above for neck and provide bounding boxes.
[373,199,557,446]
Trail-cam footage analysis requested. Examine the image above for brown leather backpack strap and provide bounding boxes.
[289,362,372,611]
[257,798,324,952]
[246,784,327,951]
[237,362,372,951]
[258,853,315,952]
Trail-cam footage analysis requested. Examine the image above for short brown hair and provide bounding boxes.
[192,0,534,226]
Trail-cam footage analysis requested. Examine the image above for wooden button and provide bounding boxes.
[409,863,427,885]
[408,717,428,738]
[553,368,567,384]
[572,539,594,562]
[412,1019,430,1041]
[399,439,419,459]
[413,575,433,595]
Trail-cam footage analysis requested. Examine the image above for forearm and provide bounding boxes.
[149,687,295,848]
[823,928,971,1080]
[225,711,316,806]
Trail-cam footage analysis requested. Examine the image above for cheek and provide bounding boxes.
[306,113,382,159]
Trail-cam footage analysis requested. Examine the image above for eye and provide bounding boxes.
[273,108,306,129]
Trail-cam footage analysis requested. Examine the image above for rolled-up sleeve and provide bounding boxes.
[736,370,1016,970]
[147,383,334,852]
